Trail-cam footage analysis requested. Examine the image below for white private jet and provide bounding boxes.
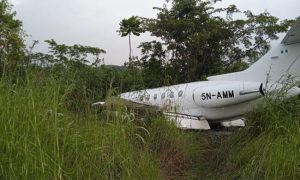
[94,17,300,130]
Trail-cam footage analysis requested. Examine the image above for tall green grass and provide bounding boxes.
[0,72,158,179]
[0,70,204,179]
[6,69,300,179]
[218,98,300,179]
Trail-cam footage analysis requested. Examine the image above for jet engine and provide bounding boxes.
[193,82,265,108]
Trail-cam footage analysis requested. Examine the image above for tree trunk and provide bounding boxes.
[129,33,132,62]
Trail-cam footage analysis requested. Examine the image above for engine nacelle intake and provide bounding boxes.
[193,82,264,108]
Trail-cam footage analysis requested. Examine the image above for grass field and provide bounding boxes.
[205,97,300,179]
[0,70,300,179]
[0,71,205,179]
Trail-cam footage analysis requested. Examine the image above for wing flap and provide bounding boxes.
[164,113,210,130]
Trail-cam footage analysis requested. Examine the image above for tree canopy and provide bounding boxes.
[137,0,295,86]
[0,0,25,76]
[118,16,144,61]
[30,39,106,68]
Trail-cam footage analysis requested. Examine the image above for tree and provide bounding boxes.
[0,0,25,76]
[117,16,144,62]
[139,41,170,88]
[138,0,294,85]
[43,39,106,67]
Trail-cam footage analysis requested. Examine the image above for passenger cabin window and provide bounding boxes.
[145,95,150,101]
[154,94,157,100]
[170,91,174,98]
[178,90,183,97]
[161,93,165,99]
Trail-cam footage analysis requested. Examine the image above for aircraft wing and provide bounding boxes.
[281,17,300,45]
[120,99,161,113]
[93,97,160,114]
[92,97,211,130]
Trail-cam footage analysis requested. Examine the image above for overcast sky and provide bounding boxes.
[8,0,300,65]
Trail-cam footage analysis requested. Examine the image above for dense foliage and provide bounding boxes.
[137,0,294,86]
[0,0,25,76]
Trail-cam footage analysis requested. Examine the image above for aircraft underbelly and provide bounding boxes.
[178,99,260,121]
[203,99,260,121]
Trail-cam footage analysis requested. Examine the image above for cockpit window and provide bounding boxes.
[178,90,183,97]
[161,92,165,99]
[154,94,157,100]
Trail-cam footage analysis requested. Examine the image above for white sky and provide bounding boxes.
[8,0,300,65]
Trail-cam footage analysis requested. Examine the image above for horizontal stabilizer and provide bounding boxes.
[281,17,300,45]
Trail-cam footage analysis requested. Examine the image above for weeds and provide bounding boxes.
[0,70,204,179]
[219,97,300,179]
